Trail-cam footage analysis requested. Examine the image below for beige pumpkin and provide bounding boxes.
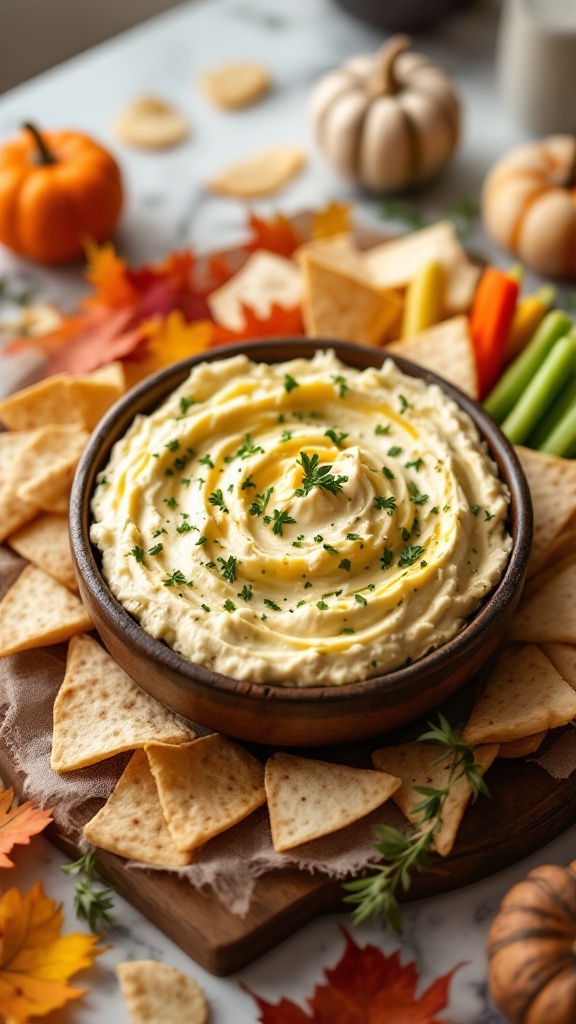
[482,136,576,278]
[310,35,460,193]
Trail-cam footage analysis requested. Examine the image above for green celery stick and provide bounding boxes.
[484,310,572,422]
[538,400,576,457]
[528,359,576,447]
[501,335,576,445]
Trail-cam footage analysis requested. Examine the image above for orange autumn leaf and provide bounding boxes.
[123,311,214,386]
[0,882,101,1021]
[211,303,304,346]
[245,212,302,258]
[84,241,138,308]
[312,201,352,241]
[0,789,53,869]
[243,927,464,1024]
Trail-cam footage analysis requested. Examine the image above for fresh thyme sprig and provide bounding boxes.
[343,714,489,932]
[62,848,115,934]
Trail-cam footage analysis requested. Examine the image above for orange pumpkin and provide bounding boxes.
[0,123,123,264]
[487,862,576,1024]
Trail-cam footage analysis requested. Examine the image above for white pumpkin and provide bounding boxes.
[310,35,460,193]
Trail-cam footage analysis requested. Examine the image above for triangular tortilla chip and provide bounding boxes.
[364,221,480,314]
[540,642,576,691]
[387,316,478,398]
[462,645,576,745]
[8,513,77,592]
[265,753,401,853]
[301,252,401,347]
[146,735,265,852]
[208,145,304,198]
[117,960,208,1024]
[0,433,38,543]
[208,250,302,331]
[83,750,192,866]
[372,742,498,856]
[0,374,82,430]
[16,425,88,509]
[515,446,576,577]
[0,565,92,657]
[498,732,547,758]
[510,562,576,644]
[51,634,194,772]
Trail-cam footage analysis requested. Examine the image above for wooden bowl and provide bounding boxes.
[70,339,532,747]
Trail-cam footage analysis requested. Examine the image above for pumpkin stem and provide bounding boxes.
[367,35,412,98]
[23,123,57,166]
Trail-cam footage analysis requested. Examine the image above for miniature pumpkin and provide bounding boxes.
[0,123,123,264]
[487,862,576,1024]
[310,35,460,193]
[482,136,576,278]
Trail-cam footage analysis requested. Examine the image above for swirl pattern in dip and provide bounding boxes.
[91,351,512,686]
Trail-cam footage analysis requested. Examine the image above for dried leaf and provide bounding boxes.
[245,212,302,258]
[0,881,101,1020]
[0,789,53,868]
[312,202,352,241]
[243,927,463,1023]
[211,302,303,345]
[123,312,214,386]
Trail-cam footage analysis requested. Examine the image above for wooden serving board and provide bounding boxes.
[1,717,575,977]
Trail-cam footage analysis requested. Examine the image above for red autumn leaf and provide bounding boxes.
[242,927,465,1024]
[245,212,302,258]
[210,303,304,346]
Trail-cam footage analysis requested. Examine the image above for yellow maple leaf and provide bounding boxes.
[0,789,53,868]
[0,882,101,1021]
[311,201,352,241]
[123,310,214,387]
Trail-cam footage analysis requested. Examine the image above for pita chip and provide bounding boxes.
[265,752,401,853]
[540,642,576,691]
[8,513,77,592]
[294,233,364,273]
[146,734,265,852]
[364,221,480,314]
[114,96,189,149]
[15,425,88,510]
[388,315,478,398]
[0,566,92,657]
[498,732,547,758]
[207,145,304,198]
[510,561,576,644]
[0,374,82,430]
[201,60,270,110]
[208,250,301,331]
[51,633,195,772]
[515,446,576,577]
[462,645,576,746]
[83,750,192,866]
[301,252,402,347]
[68,368,125,431]
[372,742,498,856]
[0,433,38,543]
[117,960,208,1024]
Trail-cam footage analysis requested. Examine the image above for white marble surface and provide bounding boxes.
[1,1,575,1020]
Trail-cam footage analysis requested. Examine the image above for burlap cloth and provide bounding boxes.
[1,546,575,917]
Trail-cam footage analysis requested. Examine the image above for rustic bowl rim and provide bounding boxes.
[70,337,532,708]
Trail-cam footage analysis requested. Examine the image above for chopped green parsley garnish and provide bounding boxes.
[375,423,391,435]
[387,446,403,457]
[470,504,481,516]
[297,600,305,607]
[152,528,167,538]
[405,458,424,471]
[325,428,348,445]
[238,584,253,602]
[314,534,323,543]
[226,434,265,461]
[199,453,214,468]
[280,431,293,443]
[176,521,194,534]
[223,599,236,612]
[129,545,145,563]
[217,555,237,582]
[375,495,397,514]
[342,627,355,634]
[430,506,439,514]
[181,478,191,487]
[399,394,412,413]
[178,396,195,417]
[317,600,329,610]
[272,509,296,535]
[401,527,411,541]
[407,482,429,506]
[381,547,393,569]
[201,603,211,612]
[208,489,228,513]
[295,452,348,497]
[347,533,362,542]
[304,581,313,589]
[382,466,395,480]
[195,535,207,546]
[240,474,256,491]
[148,543,163,556]
[165,438,180,452]
[283,373,299,393]
[339,558,351,571]
[249,487,273,517]
[163,497,178,510]
[355,593,367,606]
[323,543,339,555]
[485,509,495,521]
[95,474,109,487]
[163,569,193,587]
[292,534,305,548]
[332,374,349,397]
[398,544,425,568]
[264,598,281,611]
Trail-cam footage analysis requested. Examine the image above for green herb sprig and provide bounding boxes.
[343,715,489,932]
[62,848,115,935]
[294,452,348,497]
